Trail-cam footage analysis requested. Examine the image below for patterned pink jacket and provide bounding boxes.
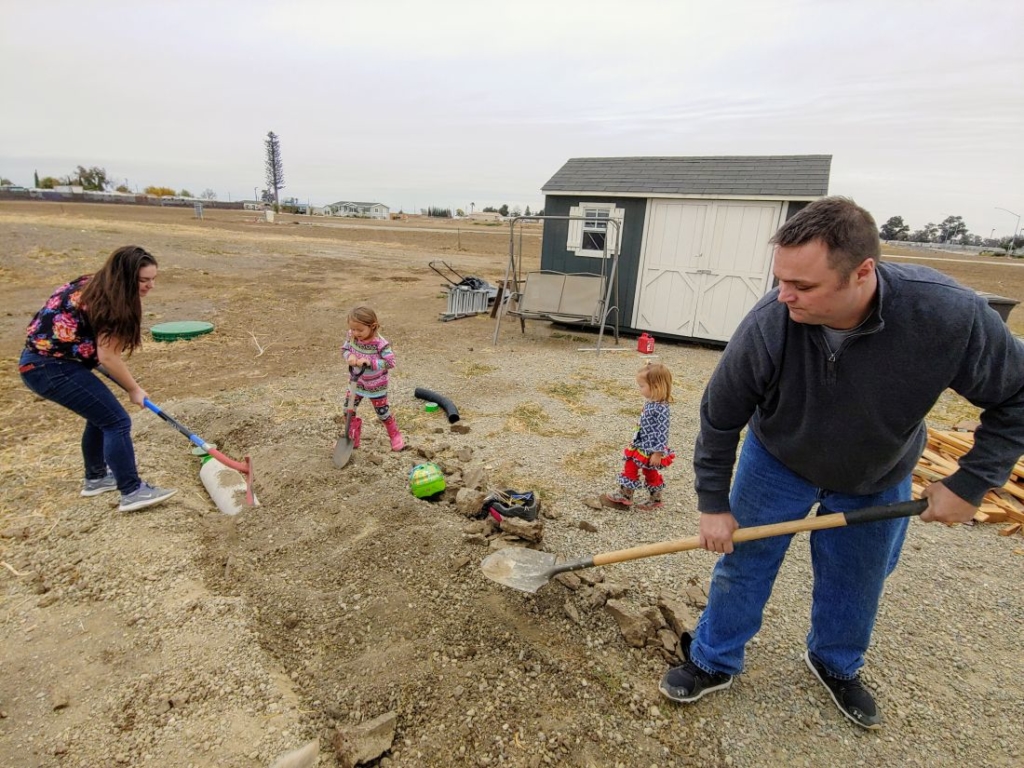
[342,333,397,398]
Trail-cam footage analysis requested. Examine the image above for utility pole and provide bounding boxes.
[996,207,1021,257]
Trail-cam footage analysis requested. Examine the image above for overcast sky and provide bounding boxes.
[2,0,1022,237]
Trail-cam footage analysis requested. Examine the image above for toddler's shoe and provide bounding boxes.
[600,489,633,509]
[348,415,362,448]
[384,416,405,451]
[636,492,664,511]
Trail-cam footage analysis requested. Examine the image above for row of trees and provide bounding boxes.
[420,204,545,218]
[30,166,112,191]
[477,204,537,217]
[8,131,285,207]
[880,214,1020,250]
[142,186,217,199]
[18,139,541,222]
[22,164,220,200]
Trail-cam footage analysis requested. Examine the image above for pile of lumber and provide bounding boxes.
[913,427,1024,536]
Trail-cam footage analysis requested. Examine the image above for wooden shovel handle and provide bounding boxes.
[592,500,927,567]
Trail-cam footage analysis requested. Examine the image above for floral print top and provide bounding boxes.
[24,276,98,366]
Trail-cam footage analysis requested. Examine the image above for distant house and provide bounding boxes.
[327,201,389,219]
[467,211,502,223]
[242,200,266,211]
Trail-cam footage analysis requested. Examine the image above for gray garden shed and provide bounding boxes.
[539,155,832,344]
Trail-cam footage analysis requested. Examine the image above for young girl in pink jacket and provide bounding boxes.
[342,306,405,451]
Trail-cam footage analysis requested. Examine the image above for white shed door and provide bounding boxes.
[632,200,711,337]
[634,200,782,343]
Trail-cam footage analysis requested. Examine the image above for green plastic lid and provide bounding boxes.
[424,402,440,412]
[151,320,215,342]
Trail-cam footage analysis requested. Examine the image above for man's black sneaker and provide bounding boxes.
[659,660,733,703]
[804,651,881,730]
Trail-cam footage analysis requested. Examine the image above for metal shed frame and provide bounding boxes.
[492,215,622,353]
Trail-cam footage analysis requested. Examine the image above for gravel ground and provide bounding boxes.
[1,204,1022,767]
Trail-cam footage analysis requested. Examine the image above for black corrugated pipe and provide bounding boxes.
[414,387,460,424]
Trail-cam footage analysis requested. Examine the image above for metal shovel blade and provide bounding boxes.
[334,369,364,469]
[481,548,562,593]
[332,412,355,468]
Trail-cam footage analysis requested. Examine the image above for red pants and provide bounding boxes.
[618,447,674,491]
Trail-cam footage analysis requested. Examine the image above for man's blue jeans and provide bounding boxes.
[690,432,910,680]
[19,350,141,495]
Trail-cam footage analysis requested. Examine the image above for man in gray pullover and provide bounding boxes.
[659,196,1024,729]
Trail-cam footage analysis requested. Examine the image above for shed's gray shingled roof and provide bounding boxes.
[541,155,831,197]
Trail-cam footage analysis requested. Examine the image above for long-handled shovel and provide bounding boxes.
[481,499,927,593]
[332,366,364,468]
[98,367,256,508]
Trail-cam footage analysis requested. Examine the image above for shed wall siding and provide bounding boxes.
[541,195,648,328]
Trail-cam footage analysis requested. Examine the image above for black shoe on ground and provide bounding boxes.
[659,658,733,703]
[804,651,881,730]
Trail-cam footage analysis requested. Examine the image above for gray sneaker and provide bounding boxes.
[119,482,177,513]
[81,472,118,497]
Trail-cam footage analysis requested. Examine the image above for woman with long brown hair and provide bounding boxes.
[19,245,177,513]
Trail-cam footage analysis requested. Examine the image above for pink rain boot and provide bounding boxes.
[348,415,362,448]
[384,416,405,451]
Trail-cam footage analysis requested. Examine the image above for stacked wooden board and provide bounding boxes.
[913,427,1024,536]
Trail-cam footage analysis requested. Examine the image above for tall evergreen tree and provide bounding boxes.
[264,131,285,212]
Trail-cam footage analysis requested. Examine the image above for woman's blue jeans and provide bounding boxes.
[19,350,141,495]
[690,432,910,680]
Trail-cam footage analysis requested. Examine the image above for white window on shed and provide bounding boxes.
[568,203,624,257]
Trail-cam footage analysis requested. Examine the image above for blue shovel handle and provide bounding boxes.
[141,398,213,452]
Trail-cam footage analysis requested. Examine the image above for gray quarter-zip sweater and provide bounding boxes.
[694,262,1024,512]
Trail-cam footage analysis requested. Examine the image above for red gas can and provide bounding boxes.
[637,333,655,354]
